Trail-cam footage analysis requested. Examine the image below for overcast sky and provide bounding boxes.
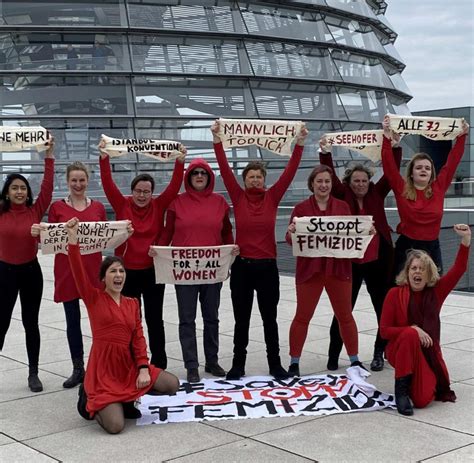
[384,0,473,112]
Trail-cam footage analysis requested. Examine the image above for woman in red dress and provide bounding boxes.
[65,218,179,434]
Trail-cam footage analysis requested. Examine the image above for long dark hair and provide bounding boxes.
[0,173,33,214]
[99,256,125,280]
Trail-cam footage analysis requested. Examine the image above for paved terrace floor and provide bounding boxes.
[1,254,473,462]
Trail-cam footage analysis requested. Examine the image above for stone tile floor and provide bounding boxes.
[1,254,473,462]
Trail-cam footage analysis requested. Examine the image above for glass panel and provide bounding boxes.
[388,72,412,96]
[383,43,404,64]
[1,75,132,116]
[336,87,388,122]
[325,0,378,19]
[128,0,245,33]
[134,76,257,117]
[0,0,125,27]
[0,32,130,71]
[245,41,341,80]
[385,93,411,115]
[130,35,250,74]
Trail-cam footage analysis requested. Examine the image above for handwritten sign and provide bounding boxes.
[218,119,303,156]
[40,221,129,255]
[388,114,464,140]
[323,130,384,161]
[151,245,235,285]
[292,215,374,258]
[0,127,50,152]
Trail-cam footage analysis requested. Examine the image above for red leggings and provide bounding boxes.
[386,327,437,408]
[289,273,358,357]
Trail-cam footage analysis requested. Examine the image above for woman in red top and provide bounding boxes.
[157,158,238,383]
[381,115,469,275]
[380,225,470,416]
[99,142,185,369]
[286,165,363,376]
[212,121,308,380]
[65,218,179,434]
[0,140,54,392]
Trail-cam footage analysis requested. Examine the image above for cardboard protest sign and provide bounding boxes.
[151,245,235,285]
[100,134,183,161]
[292,215,374,258]
[388,114,464,140]
[323,130,384,162]
[0,127,50,152]
[218,119,303,156]
[40,221,129,255]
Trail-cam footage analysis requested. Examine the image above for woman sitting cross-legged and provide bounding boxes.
[65,217,179,434]
[380,224,471,416]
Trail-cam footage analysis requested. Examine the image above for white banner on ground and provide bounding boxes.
[137,371,395,425]
[323,130,384,162]
[40,220,129,255]
[0,127,50,152]
[292,215,373,258]
[388,114,464,140]
[151,245,235,285]
[100,134,182,161]
[218,119,303,156]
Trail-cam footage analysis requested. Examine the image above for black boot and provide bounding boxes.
[77,383,93,420]
[123,401,142,419]
[327,356,339,371]
[268,356,290,380]
[28,366,43,393]
[63,358,85,388]
[288,363,300,377]
[226,358,245,380]
[370,347,384,372]
[395,375,414,416]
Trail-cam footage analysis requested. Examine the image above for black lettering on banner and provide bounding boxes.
[235,400,278,417]
[193,404,234,419]
[300,394,336,413]
[149,404,192,422]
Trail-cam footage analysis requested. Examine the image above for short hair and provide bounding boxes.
[395,249,440,287]
[131,173,155,193]
[342,164,373,184]
[242,161,266,182]
[99,256,125,281]
[307,164,333,192]
[0,173,33,214]
[66,161,89,180]
[404,153,435,201]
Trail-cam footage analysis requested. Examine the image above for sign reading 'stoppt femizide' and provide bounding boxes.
[292,215,374,259]
[388,114,464,140]
[0,127,50,152]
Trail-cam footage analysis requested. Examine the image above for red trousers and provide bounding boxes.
[386,327,437,408]
[289,273,358,357]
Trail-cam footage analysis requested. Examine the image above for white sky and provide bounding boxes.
[384,0,474,112]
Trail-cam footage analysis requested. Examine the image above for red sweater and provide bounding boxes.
[0,158,54,264]
[285,195,352,284]
[100,156,184,269]
[381,134,466,241]
[48,199,106,302]
[214,142,303,259]
[158,158,233,246]
[380,243,469,341]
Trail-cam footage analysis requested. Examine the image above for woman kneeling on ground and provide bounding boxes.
[66,218,179,434]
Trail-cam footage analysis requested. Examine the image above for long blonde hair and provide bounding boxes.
[395,249,440,288]
[403,153,435,201]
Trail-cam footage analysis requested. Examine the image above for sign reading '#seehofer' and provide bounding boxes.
[40,221,129,255]
[0,127,50,152]
[323,130,384,162]
[151,245,235,285]
[218,119,303,156]
[292,215,374,258]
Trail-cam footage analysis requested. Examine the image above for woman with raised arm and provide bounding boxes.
[0,138,54,392]
[65,218,179,434]
[380,225,471,416]
[319,135,402,372]
[381,115,469,275]
[212,120,308,380]
[99,141,185,369]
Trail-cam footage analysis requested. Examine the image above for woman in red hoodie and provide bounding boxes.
[157,159,238,383]
[99,142,185,369]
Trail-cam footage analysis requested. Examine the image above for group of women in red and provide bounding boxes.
[0,115,470,433]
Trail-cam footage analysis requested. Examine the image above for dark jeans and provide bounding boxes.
[0,259,43,368]
[63,299,84,360]
[175,282,222,369]
[122,267,166,369]
[229,256,282,368]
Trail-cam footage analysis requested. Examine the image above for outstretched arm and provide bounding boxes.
[318,135,345,199]
[98,143,127,212]
[381,115,405,195]
[33,136,55,218]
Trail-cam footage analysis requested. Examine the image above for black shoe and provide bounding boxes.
[269,364,290,380]
[187,368,200,383]
[205,363,226,377]
[327,357,339,371]
[350,360,368,371]
[77,383,93,420]
[288,363,300,377]
[225,366,245,380]
[395,375,414,416]
[63,358,85,388]
[123,401,142,419]
[28,374,43,393]
[370,349,385,372]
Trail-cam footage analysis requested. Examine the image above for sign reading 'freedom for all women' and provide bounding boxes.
[292,215,374,259]
[151,245,236,285]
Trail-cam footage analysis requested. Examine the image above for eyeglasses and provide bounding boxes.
[190,170,208,177]
[133,189,152,196]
